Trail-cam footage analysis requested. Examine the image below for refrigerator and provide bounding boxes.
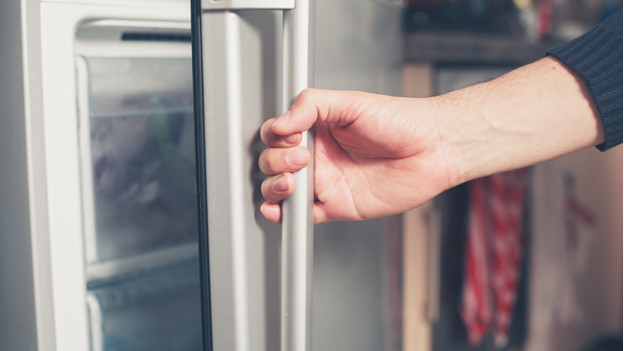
[0,0,403,350]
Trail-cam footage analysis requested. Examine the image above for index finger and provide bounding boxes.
[271,88,367,135]
[260,117,302,147]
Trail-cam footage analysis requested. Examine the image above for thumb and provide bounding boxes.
[271,88,363,135]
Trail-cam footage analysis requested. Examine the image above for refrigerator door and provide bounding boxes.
[193,0,404,350]
[312,1,404,350]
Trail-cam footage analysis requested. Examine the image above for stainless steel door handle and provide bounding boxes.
[281,2,315,351]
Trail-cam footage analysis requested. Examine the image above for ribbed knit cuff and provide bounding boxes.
[547,11,622,151]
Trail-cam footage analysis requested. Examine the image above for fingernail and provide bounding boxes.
[272,111,291,127]
[272,176,288,192]
[285,148,309,166]
[282,134,299,145]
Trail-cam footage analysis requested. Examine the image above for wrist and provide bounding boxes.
[431,57,605,189]
[431,90,490,188]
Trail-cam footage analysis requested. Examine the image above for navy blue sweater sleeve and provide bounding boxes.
[547,10,623,151]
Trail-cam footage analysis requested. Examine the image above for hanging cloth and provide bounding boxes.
[461,168,529,347]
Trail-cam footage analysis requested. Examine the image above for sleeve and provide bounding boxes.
[547,10,622,151]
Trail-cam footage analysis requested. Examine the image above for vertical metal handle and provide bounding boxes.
[281,1,315,350]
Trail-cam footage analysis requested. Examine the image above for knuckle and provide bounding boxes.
[261,180,274,196]
[297,88,316,103]
[259,148,281,174]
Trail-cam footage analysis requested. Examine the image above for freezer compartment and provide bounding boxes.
[87,260,202,351]
[75,22,203,351]
[76,55,198,264]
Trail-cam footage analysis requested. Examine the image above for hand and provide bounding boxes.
[259,58,606,224]
[258,88,453,224]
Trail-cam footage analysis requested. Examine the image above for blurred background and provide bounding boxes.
[1,0,620,350]
[399,1,622,351]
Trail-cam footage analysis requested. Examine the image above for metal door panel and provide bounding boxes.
[194,8,282,351]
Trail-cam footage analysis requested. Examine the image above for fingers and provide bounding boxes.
[261,200,332,225]
[260,202,282,223]
[261,173,296,203]
[259,88,370,224]
[258,146,310,175]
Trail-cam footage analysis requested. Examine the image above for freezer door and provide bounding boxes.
[191,1,314,350]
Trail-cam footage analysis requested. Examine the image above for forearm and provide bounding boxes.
[435,56,605,187]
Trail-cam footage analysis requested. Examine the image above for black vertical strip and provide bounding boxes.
[191,0,213,350]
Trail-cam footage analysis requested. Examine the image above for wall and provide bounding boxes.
[526,145,622,351]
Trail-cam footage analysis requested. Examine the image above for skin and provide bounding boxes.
[258,56,605,224]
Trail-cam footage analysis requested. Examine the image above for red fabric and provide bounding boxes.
[461,177,492,344]
[461,169,529,347]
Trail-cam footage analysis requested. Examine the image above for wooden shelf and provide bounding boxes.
[405,31,555,65]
